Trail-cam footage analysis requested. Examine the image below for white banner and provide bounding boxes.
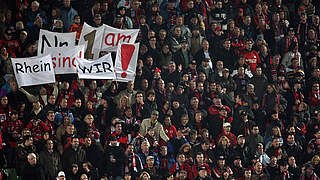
[101,24,139,52]
[76,54,116,79]
[12,55,56,87]
[38,29,76,55]
[115,43,140,82]
[78,22,105,59]
[50,45,85,74]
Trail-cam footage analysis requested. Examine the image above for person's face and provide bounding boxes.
[146,158,154,166]
[132,0,140,9]
[169,63,176,72]
[61,98,68,108]
[141,142,149,152]
[238,137,245,145]
[245,40,253,50]
[202,41,209,50]
[84,137,92,147]
[136,93,143,103]
[306,167,314,176]
[115,123,122,133]
[63,0,70,7]
[216,1,222,8]
[216,61,223,70]
[224,40,231,49]
[10,113,18,120]
[196,154,204,163]
[147,93,155,102]
[75,99,81,107]
[178,154,186,163]
[272,138,281,148]
[160,146,167,156]
[248,85,254,93]
[313,83,320,92]
[47,140,54,150]
[267,85,274,93]
[288,157,295,166]
[72,138,79,149]
[255,162,263,172]
[28,154,37,165]
[197,82,204,91]
[127,81,134,91]
[66,125,75,135]
[252,126,259,134]
[158,80,165,89]
[164,117,171,125]
[244,170,251,178]
[174,27,181,37]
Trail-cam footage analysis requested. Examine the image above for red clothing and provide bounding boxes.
[2,119,24,135]
[69,24,83,40]
[192,163,211,177]
[0,39,20,57]
[309,90,320,108]
[217,132,237,146]
[240,49,261,73]
[108,131,128,149]
[169,162,193,180]
[26,121,50,141]
[208,105,231,116]
[163,124,177,139]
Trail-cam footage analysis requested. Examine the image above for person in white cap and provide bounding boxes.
[217,122,237,146]
[57,171,66,180]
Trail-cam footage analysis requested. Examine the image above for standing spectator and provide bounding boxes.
[21,153,46,180]
[39,139,61,180]
[104,136,126,180]
[62,137,86,175]
[60,0,78,30]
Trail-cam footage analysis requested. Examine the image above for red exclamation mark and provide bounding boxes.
[121,44,135,78]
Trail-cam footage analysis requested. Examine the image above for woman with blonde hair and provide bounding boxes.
[116,95,129,116]
[139,171,151,180]
[311,155,320,175]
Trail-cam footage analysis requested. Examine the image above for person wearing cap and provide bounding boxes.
[173,35,192,70]
[103,135,126,179]
[139,110,169,142]
[212,155,233,179]
[230,155,244,179]
[144,155,160,179]
[194,165,213,180]
[57,171,66,180]
[280,25,298,54]
[300,163,319,179]
[197,58,214,82]
[217,122,237,146]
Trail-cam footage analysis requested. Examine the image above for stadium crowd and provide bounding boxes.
[1,0,320,179]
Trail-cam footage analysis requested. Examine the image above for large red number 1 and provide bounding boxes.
[84,30,96,59]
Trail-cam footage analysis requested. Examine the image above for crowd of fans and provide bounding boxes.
[1,0,320,179]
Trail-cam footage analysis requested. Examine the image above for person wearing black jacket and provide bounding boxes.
[62,137,86,177]
[21,153,46,180]
[103,136,126,179]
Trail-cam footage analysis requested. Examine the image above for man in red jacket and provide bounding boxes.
[240,39,261,73]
